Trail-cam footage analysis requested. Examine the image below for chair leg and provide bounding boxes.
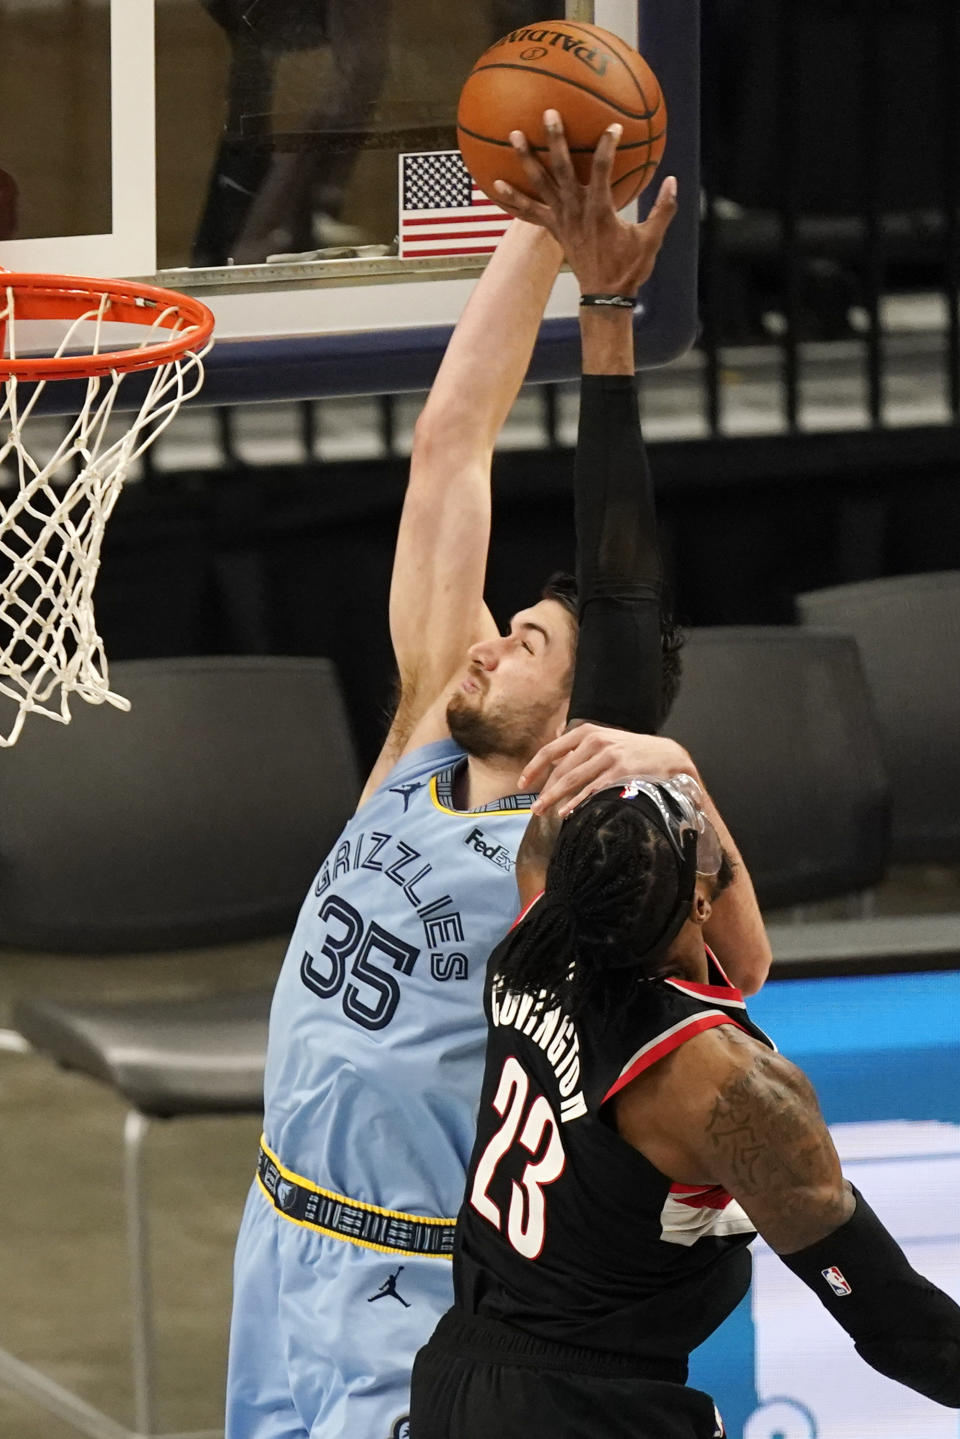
[856,887,877,919]
[0,1054,222,1439]
[124,1109,157,1438]
[0,1345,132,1439]
[0,1026,31,1053]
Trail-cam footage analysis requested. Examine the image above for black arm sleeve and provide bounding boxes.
[780,1186,960,1407]
[566,374,664,734]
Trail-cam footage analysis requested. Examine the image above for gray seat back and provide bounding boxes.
[796,572,960,862]
[0,655,361,950]
[664,627,890,909]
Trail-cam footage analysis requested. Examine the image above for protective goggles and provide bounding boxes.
[611,773,723,878]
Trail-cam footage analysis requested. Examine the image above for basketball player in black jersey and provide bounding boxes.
[410,116,960,1438]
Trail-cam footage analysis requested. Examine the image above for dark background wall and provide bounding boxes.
[96,421,960,771]
[89,0,960,773]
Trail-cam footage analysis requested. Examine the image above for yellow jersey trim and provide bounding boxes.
[255,1173,454,1259]
[258,1134,457,1227]
[428,773,526,818]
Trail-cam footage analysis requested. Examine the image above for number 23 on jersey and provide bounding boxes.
[470,1056,566,1260]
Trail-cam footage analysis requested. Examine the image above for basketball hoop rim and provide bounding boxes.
[0,272,215,381]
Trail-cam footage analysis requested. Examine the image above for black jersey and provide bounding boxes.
[454,897,776,1364]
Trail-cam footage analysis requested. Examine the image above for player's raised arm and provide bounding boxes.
[499,114,770,993]
[615,1027,960,1408]
[358,220,563,805]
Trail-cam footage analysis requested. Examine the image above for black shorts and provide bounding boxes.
[410,1310,724,1439]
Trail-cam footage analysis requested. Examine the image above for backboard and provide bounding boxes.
[0,0,699,403]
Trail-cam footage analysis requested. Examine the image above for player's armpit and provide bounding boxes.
[614,1026,853,1253]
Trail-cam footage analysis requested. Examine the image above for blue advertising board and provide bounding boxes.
[689,971,960,1439]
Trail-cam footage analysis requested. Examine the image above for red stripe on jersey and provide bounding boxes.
[706,946,736,989]
[664,978,745,1006]
[510,891,544,931]
[669,1182,733,1211]
[602,1013,747,1104]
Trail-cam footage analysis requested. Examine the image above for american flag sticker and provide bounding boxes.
[398,150,512,259]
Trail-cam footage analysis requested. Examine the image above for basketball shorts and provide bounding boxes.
[410,1310,726,1439]
[225,1178,456,1439]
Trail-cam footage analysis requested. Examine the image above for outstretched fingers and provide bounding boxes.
[541,109,578,192]
[586,122,621,208]
[493,180,555,227]
[640,174,679,245]
[493,128,558,228]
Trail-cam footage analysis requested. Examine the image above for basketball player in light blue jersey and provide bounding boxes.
[226,131,773,1439]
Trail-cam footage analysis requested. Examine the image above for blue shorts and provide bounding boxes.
[226,1180,455,1439]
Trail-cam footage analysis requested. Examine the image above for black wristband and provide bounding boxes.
[780,1187,960,1407]
[579,293,637,310]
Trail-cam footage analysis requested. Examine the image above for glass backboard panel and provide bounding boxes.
[0,0,111,241]
[0,0,155,276]
[0,0,700,400]
[157,0,550,268]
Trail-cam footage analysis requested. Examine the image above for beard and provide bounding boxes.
[446,689,560,762]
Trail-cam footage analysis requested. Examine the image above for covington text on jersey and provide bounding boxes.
[490,978,588,1122]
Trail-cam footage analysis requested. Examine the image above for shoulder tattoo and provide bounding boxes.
[704,1050,833,1199]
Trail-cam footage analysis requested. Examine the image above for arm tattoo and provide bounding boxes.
[705,1052,835,1200]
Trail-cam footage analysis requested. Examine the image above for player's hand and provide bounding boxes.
[492,110,677,297]
[518,724,695,818]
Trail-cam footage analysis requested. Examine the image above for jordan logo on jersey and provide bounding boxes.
[389,781,425,812]
[367,1266,411,1308]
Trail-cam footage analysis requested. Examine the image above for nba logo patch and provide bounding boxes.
[822,1264,852,1296]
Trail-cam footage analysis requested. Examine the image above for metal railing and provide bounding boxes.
[698,0,960,436]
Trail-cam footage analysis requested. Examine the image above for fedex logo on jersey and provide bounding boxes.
[465,826,514,872]
[821,1265,853,1297]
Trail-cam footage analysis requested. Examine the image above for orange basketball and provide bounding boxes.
[457,20,667,211]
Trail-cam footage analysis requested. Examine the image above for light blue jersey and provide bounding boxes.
[263,737,532,1216]
[227,740,533,1439]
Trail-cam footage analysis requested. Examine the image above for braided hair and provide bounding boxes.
[496,792,686,1018]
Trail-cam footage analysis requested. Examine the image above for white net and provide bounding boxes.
[0,282,212,746]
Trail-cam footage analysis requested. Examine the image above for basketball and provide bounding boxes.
[457,20,667,210]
